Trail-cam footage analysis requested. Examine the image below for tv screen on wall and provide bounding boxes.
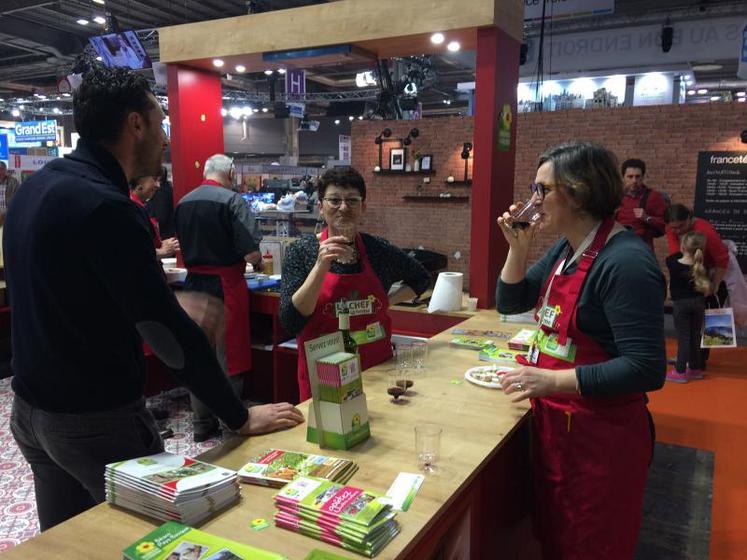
[88,31,152,70]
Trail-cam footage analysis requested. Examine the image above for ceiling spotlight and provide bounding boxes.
[447,41,461,52]
[229,107,242,119]
[264,69,274,76]
[358,115,364,120]
[96,56,103,61]
[18,104,24,109]
[253,108,260,113]
[93,0,105,4]
[348,116,355,121]
[431,33,445,45]
[241,106,252,116]
[443,99,451,105]
[220,108,228,117]
[93,16,106,24]
[737,91,746,97]
[334,119,340,125]
[710,95,720,101]
[213,59,224,68]
[11,108,20,117]
[52,107,61,114]
[235,65,246,73]
[738,98,746,103]
[687,90,696,95]
[277,68,287,75]
[76,18,89,25]
[697,88,708,94]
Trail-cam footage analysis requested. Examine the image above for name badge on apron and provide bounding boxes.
[540,304,561,330]
[351,321,386,345]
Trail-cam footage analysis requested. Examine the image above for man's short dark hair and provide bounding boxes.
[621,158,646,176]
[538,142,623,220]
[318,167,366,200]
[73,65,154,144]
[664,203,692,223]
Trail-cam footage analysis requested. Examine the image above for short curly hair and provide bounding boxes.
[73,65,154,144]
[318,167,367,200]
[538,142,623,220]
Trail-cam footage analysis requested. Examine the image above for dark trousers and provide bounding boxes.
[672,296,706,373]
[10,394,163,531]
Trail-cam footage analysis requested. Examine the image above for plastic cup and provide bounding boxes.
[415,425,442,472]
[467,297,478,312]
[509,200,541,229]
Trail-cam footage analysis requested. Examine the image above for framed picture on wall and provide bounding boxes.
[390,148,405,171]
[420,155,432,171]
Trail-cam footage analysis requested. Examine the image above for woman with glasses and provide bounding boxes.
[280,167,429,401]
[495,142,666,559]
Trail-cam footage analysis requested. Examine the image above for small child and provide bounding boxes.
[665,231,711,383]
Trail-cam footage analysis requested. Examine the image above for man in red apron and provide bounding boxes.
[296,228,393,401]
[129,175,179,259]
[175,154,261,441]
[507,219,652,559]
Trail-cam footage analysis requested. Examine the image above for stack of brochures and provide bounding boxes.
[273,477,399,558]
[123,520,284,560]
[105,452,239,526]
[239,449,358,488]
[507,328,537,351]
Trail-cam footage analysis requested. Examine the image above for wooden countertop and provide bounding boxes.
[2,310,531,560]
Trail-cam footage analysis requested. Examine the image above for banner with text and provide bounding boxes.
[694,152,747,271]
[14,120,57,143]
[524,0,614,22]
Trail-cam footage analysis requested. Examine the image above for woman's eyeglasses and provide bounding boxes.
[529,182,557,200]
[323,197,363,209]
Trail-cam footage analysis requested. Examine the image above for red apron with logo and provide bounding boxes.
[296,229,393,401]
[522,218,652,559]
[187,263,251,376]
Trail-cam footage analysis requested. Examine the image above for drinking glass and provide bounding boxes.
[334,223,357,264]
[415,425,442,473]
[509,200,541,229]
[394,344,414,392]
[411,341,428,379]
[387,369,407,402]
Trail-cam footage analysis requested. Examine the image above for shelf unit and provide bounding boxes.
[445,180,472,186]
[374,169,435,175]
[402,195,470,202]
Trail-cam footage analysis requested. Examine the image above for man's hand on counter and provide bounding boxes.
[238,402,305,435]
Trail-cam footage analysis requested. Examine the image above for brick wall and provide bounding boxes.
[351,117,475,283]
[351,103,747,287]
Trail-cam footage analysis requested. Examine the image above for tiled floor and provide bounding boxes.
[0,378,225,552]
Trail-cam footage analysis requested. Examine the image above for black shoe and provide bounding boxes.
[193,426,221,443]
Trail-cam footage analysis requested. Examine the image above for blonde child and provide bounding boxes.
[665,231,711,383]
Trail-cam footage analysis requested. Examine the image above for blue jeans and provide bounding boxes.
[10,394,164,530]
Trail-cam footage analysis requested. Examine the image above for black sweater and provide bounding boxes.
[496,230,666,396]
[3,140,247,429]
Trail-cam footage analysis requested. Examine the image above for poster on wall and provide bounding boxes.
[338,135,351,163]
[694,151,747,271]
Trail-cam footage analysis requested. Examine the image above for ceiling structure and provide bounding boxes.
[0,0,745,120]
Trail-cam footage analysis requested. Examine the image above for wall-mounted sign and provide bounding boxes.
[524,0,614,22]
[286,69,306,97]
[694,151,747,271]
[497,104,512,152]
[14,119,57,143]
[338,134,351,163]
[0,133,7,160]
[7,153,57,172]
[288,102,305,119]
[738,20,747,80]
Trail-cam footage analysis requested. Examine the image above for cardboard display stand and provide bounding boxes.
[304,332,370,450]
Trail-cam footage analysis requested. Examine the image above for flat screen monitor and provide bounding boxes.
[241,192,275,206]
[88,31,152,69]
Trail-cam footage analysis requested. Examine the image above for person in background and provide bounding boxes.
[280,167,430,402]
[146,166,176,238]
[496,142,665,559]
[129,175,179,259]
[0,161,20,226]
[175,154,270,442]
[665,232,710,383]
[613,158,667,251]
[3,66,303,531]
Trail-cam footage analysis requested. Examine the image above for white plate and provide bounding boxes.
[464,365,515,389]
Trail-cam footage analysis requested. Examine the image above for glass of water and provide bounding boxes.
[394,344,414,392]
[415,425,442,473]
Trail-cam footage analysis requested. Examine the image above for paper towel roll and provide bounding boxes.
[428,272,464,313]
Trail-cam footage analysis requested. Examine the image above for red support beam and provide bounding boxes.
[469,27,520,309]
[166,64,224,203]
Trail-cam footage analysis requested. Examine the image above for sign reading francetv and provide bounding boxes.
[14,120,57,143]
[694,152,747,272]
[524,0,613,22]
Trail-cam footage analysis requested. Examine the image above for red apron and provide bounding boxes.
[296,229,393,401]
[130,191,162,249]
[187,263,251,376]
[522,218,652,559]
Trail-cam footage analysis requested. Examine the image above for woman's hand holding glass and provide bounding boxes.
[496,201,538,252]
[316,236,355,269]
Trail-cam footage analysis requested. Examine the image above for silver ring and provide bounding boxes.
[515,382,523,391]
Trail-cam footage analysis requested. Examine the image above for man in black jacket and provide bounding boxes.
[3,66,303,531]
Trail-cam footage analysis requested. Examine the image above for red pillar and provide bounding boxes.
[167,64,224,203]
[469,27,520,309]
